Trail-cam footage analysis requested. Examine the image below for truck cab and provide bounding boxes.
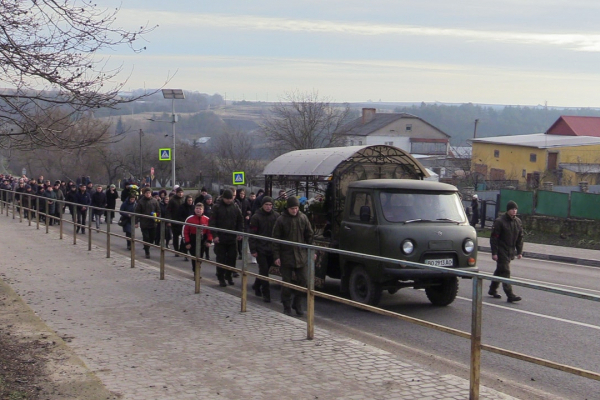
[339,179,478,306]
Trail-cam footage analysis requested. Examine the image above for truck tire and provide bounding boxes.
[425,277,459,306]
[349,266,382,306]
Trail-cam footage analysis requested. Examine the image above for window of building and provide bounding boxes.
[410,142,446,155]
[358,140,363,145]
[384,141,394,145]
[530,153,537,162]
[522,169,526,177]
[494,149,500,158]
[350,140,354,146]
[405,124,412,132]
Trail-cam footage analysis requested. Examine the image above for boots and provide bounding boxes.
[488,289,501,299]
[507,295,522,303]
[283,301,292,316]
[292,297,304,316]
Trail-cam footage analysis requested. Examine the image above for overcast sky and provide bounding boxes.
[103,0,600,107]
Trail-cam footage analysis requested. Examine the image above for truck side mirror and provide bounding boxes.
[359,205,371,222]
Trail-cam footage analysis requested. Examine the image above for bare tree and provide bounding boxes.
[211,130,262,184]
[0,0,157,150]
[260,90,353,154]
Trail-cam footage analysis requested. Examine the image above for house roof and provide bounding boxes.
[546,116,600,137]
[470,133,600,149]
[344,112,450,138]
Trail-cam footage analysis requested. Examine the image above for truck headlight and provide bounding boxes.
[401,240,414,255]
[463,239,475,254]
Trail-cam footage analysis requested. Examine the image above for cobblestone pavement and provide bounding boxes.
[0,217,517,399]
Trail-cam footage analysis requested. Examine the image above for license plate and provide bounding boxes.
[424,258,454,267]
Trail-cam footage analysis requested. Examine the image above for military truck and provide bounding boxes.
[263,145,477,306]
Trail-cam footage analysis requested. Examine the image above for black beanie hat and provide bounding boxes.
[222,189,234,199]
[506,200,518,211]
[261,196,273,205]
[286,196,300,208]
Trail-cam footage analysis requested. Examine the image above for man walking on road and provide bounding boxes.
[249,196,279,302]
[135,187,161,259]
[489,200,524,302]
[272,196,314,316]
[209,189,243,287]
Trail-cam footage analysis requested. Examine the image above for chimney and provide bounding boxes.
[362,108,376,124]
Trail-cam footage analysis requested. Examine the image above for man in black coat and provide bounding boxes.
[209,189,243,287]
[489,200,524,302]
[249,196,279,302]
[134,187,161,259]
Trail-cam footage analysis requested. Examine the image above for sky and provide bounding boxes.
[100,0,600,107]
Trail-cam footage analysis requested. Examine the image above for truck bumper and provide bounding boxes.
[383,266,478,280]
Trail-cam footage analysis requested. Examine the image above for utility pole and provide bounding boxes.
[139,129,144,182]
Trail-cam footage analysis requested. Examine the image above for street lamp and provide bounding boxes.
[161,89,185,189]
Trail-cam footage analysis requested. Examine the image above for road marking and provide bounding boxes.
[455,294,600,331]
[478,272,600,295]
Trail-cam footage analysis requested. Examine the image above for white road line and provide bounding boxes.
[455,295,600,331]
[478,272,600,295]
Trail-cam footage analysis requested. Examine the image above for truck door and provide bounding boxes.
[340,191,378,263]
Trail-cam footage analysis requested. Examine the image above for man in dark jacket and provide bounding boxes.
[74,183,91,234]
[249,196,279,302]
[105,184,119,224]
[166,187,185,255]
[209,189,243,287]
[470,194,479,227]
[134,187,161,258]
[90,185,107,229]
[489,200,524,302]
[272,196,314,316]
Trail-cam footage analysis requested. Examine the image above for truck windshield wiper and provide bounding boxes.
[436,218,461,224]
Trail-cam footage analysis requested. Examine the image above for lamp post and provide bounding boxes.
[161,89,185,189]
[139,129,144,182]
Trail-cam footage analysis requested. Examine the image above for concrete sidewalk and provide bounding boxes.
[0,217,517,400]
[478,237,600,267]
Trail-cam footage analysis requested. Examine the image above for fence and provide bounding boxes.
[1,188,599,400]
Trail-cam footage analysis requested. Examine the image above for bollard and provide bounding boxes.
[307,248,315,340]
[469,276,483,400]
[240,236,249,312]
[194,230,202,293]
[130,215,136,268]
[159,221,165,280]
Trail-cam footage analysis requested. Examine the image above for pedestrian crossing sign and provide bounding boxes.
[233,171,245,185]
[159,148,172,161]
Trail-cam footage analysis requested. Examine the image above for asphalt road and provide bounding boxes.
[83,221,599,400]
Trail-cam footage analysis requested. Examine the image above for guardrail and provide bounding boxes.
[1,188,599,400]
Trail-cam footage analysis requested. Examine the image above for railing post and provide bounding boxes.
[240,235,249,312]
[194,229,202,293]
[19,199,23,223]
[130,215,136,268]
[45,200,49,234]
[106,210,111,258]
[58,201,63,239]
[87,207,92,251]
[159,221,165,280]
[307,248,315,340]
[73,205,77,244]
[12,194,16,219]
[36,196,40,230]
[469,276,483,400]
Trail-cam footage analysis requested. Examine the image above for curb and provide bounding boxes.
[478,246,600,268]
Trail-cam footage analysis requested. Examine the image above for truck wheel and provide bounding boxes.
[349,267,382,306]
[425,277,459,306]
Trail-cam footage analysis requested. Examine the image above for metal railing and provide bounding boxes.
[1,188,599,399]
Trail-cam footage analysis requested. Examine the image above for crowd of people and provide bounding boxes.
[0,173,314,315]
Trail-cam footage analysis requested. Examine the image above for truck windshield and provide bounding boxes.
[379,191,467,223]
